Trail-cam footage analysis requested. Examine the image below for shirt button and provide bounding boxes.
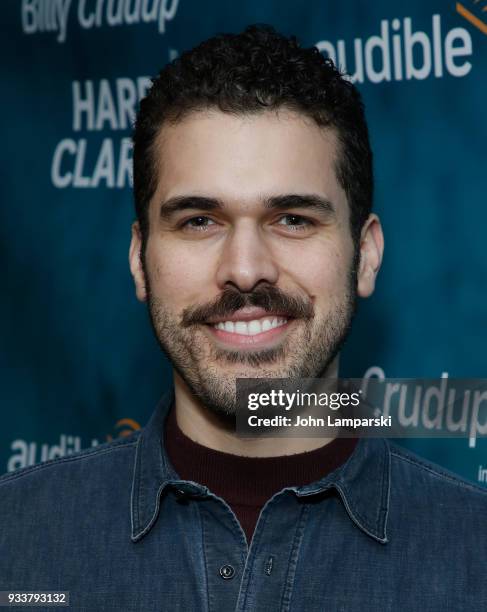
[174,488,189,503]
[219,564,235,580]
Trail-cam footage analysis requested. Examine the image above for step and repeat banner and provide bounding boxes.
[1,0,486,485]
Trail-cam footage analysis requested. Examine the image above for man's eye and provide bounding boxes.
[276,214,313,231]
[181,216,216,230]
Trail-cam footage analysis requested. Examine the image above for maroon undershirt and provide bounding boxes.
[164,407,358,544]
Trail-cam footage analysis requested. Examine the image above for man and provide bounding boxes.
[0,24,485,611]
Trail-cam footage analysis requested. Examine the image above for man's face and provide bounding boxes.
[130,109,363,418]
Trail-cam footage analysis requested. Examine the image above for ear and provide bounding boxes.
[357,214,384,298]
[129,221,147,302]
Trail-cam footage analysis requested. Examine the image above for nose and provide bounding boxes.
[215,221,279,292]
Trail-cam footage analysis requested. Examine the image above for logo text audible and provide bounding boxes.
[6,417,141,472]
[316,14,474,83]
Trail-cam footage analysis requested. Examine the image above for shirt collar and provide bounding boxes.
[291,433,391,544]
[130,390,391,544]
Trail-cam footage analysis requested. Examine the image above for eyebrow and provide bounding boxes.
[159,194,336,221]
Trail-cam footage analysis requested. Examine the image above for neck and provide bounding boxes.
[173,358,339,457]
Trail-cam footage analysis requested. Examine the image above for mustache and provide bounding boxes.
[180,285,314,327]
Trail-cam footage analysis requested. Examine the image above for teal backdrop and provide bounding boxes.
[1,0,486,485]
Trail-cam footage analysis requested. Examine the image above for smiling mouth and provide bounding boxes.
[210,315,288,336]
[203,314,296,349]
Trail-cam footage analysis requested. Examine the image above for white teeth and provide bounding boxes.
[234,321,248,335]
[213,316,288,335]
[248,320,261,334]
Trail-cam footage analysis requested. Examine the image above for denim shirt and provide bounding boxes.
[1,390,486,611]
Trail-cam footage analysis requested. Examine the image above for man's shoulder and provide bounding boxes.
[386,439,487,505]
[0,431,140,494]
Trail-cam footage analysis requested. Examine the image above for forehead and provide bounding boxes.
[151,109,347,216]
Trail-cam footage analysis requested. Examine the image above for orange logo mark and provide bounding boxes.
[456,1,487,34]
[106,418,141,442]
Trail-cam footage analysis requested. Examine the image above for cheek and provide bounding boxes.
[145,240,215,305]
[278,239,352,298]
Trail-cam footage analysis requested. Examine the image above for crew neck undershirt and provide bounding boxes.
[164,407,358,544]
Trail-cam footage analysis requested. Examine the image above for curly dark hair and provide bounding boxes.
[133,24,373,252]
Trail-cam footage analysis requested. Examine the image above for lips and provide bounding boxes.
[212,316,288,336]
[205,307,292,325]
[203,314,295,349]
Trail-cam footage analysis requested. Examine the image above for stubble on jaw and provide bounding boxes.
[144,275,357,424]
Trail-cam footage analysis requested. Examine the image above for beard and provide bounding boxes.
[145,265,358,424]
